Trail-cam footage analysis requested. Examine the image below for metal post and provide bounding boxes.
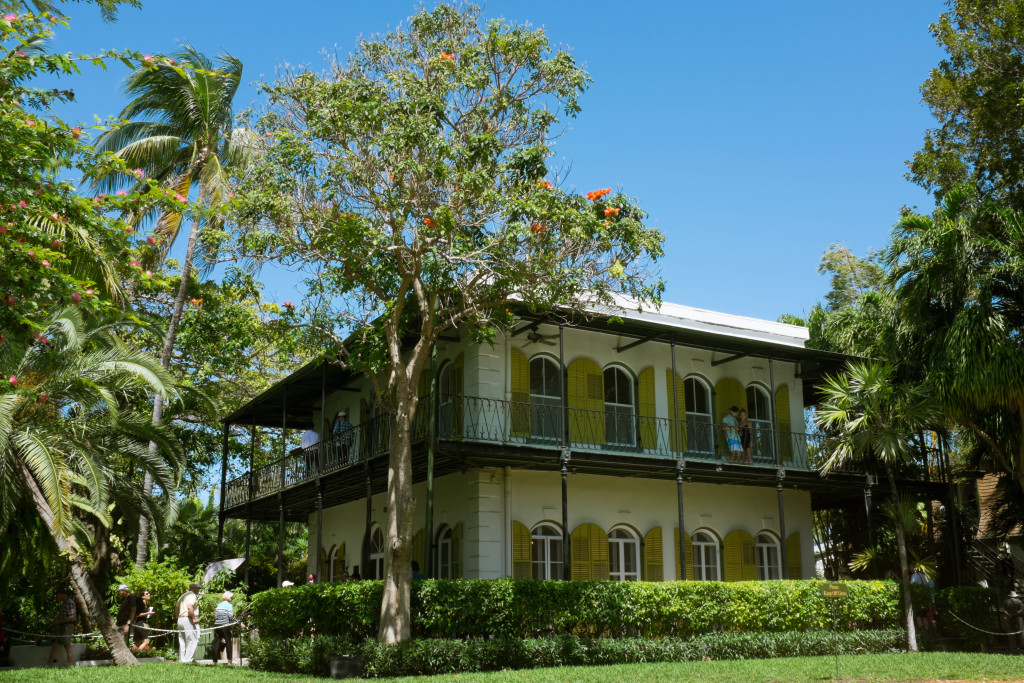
[777,470,788,579]
[865,475,876,579]
[670,341,681,455]
[425,346,437,577]
[245,413,255,589]
[363,469,373,578]
[278,387,287,587]
[281,386,287,488]
[319,363,326,475]
[277,494,285,587]
[769,358,781,466]
[315,482,323,581]
[315,365,325,581]
[217,421,228,555]
[676,460,686,580]
[560,448,570,580]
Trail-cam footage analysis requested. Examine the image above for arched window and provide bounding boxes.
[438,363,453,439]
[328,545,342,582]
[436,525,453,579]
[530,357,561,440]
[692,530,721,581]
[745,384,773,460]
[368,525,385,580]
[531,523,563,580]
[608,527,640,581]
[756,532,781,580]
[684,377,713,453]
[604,367,634,446]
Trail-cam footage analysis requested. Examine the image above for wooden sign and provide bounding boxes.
[820,582,848,598]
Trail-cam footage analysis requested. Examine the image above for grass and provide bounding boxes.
[0,652,1021,682]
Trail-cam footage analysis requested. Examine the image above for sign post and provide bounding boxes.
[819,583,848,680]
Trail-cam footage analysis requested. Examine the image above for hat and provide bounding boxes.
[189,582,201,591]
[1011,590,1020,598]
[281,580,294,587]
[308,573,316,580]
[117,584,130,592]
[338,410,346,417]
[55,586,69,595]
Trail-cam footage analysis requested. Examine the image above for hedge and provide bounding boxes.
[248,629,904,677]
[249,579,899,640]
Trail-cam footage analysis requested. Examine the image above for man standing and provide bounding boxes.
[332,411,354,464]
[176,582,201,663]
[115,584,138,644]
[46,587,76,667]
[1003,588,1023,649]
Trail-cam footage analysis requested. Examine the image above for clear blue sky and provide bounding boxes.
[47,0,945,322]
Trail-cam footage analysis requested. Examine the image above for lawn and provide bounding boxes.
[0,652,1021,682]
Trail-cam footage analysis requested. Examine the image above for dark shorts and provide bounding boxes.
[132,622,149,644]
[55,622,73,645]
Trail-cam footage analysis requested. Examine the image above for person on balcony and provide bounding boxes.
[332,411,354,464]
[737,409,754,464]
[722,406,743,463]
[300,427,320,476]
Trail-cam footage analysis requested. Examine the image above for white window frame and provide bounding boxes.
[683,377,713,453]
[369,525,385,580]
[692,530,721,581]
[603,366,635,446]
[436,525,453,579]
[328,544,341,582]
[531,523,563,581]
[756,532,782,580]
[529,357,561,441]
[608,526,640,581]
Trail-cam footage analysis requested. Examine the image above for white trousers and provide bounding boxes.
[177,617,199,662]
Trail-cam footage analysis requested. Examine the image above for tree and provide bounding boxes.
[94,44,259,566]
[909,0,1024,209]
[815,361,936,652]
[236,5,664,643]
[0,307,181,665]
[0,0,138,23]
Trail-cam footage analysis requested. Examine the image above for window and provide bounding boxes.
[608,527,640,581]
[684,377,713,453]
[531,524,563,580]
[692,530,721,581]
[756,532,781,580]
[438,363,453,439]
[745,385,773,460]
[530,357,561,440]
[328,545,342,582]
[368,526,385,580]
[603,367,635,446]
[436,525,453,579]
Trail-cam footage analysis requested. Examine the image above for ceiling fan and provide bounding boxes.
[525,330,558,346]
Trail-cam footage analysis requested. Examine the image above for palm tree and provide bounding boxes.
[93,44,258,565]
[815,360,936,652]
[0,307,181,665]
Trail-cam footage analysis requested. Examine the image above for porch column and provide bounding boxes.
[559,324,566,447]
[561,448,570,580]
[768,358,781,467]
[425,346,437,577]
[865,474,876,579]
[363,467,373,577]
[277,494,285,587]
[676,460,686,580]
[777,470,788,579]
[245,410,256,589]
[217,420,228,555]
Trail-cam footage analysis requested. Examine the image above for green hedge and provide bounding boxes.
[249,579,899,640]
[934,586,999,650]
[248,630,904,677]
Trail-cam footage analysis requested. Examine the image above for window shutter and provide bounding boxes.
[723,530,756,581]
[413,529,424,574]
[452,353,464,439]
[319,548,327,581]
[643,526,663,581]
[512,521,532,579]
[452,522,463,578]
[775,385,793,463]
[674,528,694,581]
[665,370,687,453]
[714,378,746,458]
[637,368,657,450]
[570,523,609,580]
[568,358,604,445]
[510,348,530,439]
[359,398,369,459]
[786,531,802,579]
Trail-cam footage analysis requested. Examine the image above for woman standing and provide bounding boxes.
[737,409,754,464]
[132,590,155,651]
[212,591,238,664]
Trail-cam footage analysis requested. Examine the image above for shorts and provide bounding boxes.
[727,436,742,452]
[132,622,149,645]
[55,622,73,645]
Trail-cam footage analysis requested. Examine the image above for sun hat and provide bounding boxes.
[117,584,130,592]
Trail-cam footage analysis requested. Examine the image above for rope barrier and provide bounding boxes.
[2,620,242,642]
[946,609,1024,636]
[139,620,243,636]
[3,627,103,640]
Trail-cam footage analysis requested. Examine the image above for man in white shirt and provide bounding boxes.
[300,429,320,448]
[176,582,201,663]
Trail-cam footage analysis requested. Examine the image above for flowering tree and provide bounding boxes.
[236,5,664,643]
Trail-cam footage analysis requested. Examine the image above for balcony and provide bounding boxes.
[223,395,835,508]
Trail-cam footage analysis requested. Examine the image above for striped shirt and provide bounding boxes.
[58,596,76,621]
[213,601,233,626]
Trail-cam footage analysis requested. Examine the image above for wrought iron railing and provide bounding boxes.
[224,395,831,507]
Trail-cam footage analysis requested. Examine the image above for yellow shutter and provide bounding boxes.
[510,348,530,439]
[637,367,657,450]
[570,523,609,580]
[452,353,464,439]
[452,522,463,578]
[665,370,687,453]
[775,385,793,463]
[786,532,802,579]
[674,528,694,581]
[512,520,532,579]
[568,358,604,445]
[723,530,757,582]
[714,378,746,458]
[413,529,425,574]
[643,526,663,581]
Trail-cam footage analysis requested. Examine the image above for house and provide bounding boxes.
[218,300,940,585]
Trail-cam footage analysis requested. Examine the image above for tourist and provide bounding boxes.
[412,560,424,580]
[47,587,76,667]
[212,591,241,664]
[176,582,201,663]
[737,409,754,464]
[722,406,742,463]
[115,584,139,643]
[132,590,155,651]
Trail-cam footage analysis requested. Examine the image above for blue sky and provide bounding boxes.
[47,0,946,322]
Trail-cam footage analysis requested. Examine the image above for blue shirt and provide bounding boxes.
[213,600,234,626]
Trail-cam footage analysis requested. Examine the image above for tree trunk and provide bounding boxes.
[377,384,417,644]
[887,462,918,652]
[16,459,139,666]
[135,212,203,567]
[70,580,92,634]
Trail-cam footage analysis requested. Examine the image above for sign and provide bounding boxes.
[820,582,848,598]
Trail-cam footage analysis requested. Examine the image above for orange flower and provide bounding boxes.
[424,217,434,227]
[585,187,611,201]
[531,223,546,233]
[440,52,455,61]
[604,207,620,217]
[538,180,553,189]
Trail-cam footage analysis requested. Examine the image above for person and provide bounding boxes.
[307,573,317,585]
[722,406,742,463]
[132,590,155,651]
[412,561,424,580]
[301,427,320,476]
[0,605,11,667]
[176,582,201,663]
[337,571,350,583]
[332,411,354,464]
[47,587,76,667]
[737,409,754,464]
[1003,589,1024,649]
[212,591,242,664]
[350,568,361,581]
[115,584,139,644]
[910,566,935,629]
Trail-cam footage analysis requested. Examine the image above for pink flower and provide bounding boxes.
[142,55,153,62]
[174,193,186,202]
[145,270,152,277]
[3,14,18,21]
[133,168,144,179]
[42,260,50,267]
[85,289,94,296]
[72,291,81,302]
[227,192,235,199]
[27,250,35,258]
[147,236,156,245]
[0,226,6,235]
[24,119,34,126]
[130,260,140,267]
[18,200,26,208]
[8,376,16,387]
[72,127,81,139]
[38,392,48,403]
[15,52,27,58]
[116,190,127,196]
[126,226,134,233]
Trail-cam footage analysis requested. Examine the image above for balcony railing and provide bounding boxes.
[224,395,831,507]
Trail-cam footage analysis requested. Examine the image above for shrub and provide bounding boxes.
[934,585,999,650]
[249,579,899,640]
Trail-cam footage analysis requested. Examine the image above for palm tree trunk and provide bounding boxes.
[16,459,138,666]
[886,462,918,652]
[135,212,203,567]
